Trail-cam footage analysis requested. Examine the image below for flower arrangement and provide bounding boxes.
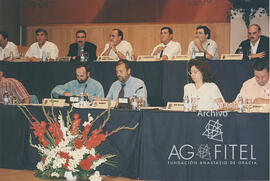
[18,105,138,181]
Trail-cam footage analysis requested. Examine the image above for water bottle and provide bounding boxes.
[9,51,13,61]
[80,47,85,62]
[126,51,130,61]
[41,51,47,62]
[131,94,138,110]
[183,95,190,112]
[3,90,9,105]
[79,93,84,107]
[191,50,196,59]
[238,96,244,112]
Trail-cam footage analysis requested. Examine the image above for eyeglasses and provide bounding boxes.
[188,70,200,75]
[76,36,85,38]
[109,34,117,38]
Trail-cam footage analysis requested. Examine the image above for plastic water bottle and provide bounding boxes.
[238,96,244,112]
[79,93,84,107]
[126,51,130,61]
[80,47,85,62]
[9,51,13,61]
[3,90,9,105]
[192,51,196,59]
[131,94,138,110]
[183,95,190,112]
[41,51,47,62]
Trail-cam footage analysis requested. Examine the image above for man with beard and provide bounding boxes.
[67,30,97,62]
[151,27,181,60]
[187,25,218,60]
[106,59,147,105]
[51,64,104,98]
[235,24,269,60]
[233,59,270,104]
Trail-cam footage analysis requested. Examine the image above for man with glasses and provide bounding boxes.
[235,24,269,60]
[234,59,270,104]
[187,25,218,60]
[25,28,59,62]
[100,29,133,60]
[151,27,181,61]
[68,30,97,62]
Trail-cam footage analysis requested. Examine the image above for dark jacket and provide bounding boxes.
[235,35,269,60]
[68,41,97,62]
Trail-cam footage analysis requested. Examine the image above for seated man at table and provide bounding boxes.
[100,29,133,60]
[0,67,30,104]
[106,59,147,105]
[67,30,97,62]
[234,59,270,104]
[51,64,104,98]
[25,28,59,62]
[235,24,269,60]
[187,25,218,60]
[0,31,19,61]
[151,26,181,61]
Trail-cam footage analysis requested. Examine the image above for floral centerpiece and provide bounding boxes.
[18,105,138,181]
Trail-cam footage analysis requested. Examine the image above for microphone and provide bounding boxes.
[135,86,143,94]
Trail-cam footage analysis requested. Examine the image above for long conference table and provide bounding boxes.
[0,60,254,104]
[0,60,269,180]
[0,105,269,180]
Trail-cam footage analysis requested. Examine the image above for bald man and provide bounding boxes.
[235,24,269,60]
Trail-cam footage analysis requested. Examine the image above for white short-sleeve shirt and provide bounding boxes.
[100,40,133,60]
[184,82,224,110]
[25,41,59,59]
[151,40,181,59]
[0,41,19,60]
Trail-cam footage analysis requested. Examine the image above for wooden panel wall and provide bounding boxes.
[26,23,230,58]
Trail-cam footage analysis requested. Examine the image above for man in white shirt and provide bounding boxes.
[151,27,181,60]
[0,31,19,61]
[187,25,218,60]
[100,29,133,60]
[25,28,59,62]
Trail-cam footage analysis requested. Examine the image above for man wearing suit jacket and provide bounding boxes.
[235,24,269,60]
[68,30,97,62]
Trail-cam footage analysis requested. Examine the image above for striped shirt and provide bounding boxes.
[0,77,30,104]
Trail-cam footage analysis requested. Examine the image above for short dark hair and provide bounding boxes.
[253,59,269,72]
[161,27,173,34]
[187,59,215,83]
[0,31,8,39]
[196,25,211,39]
[116,59,131,71]
[35,28,48,36]
[76,30,87,37]
[249,24,261,32]
[75,63,90,73]
[112,28,123,40]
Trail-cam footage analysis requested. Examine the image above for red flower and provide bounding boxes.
[58,152,70,170]
[74,138,83,149]
[42,139,49,148]
[73,113,80,120]
[41,157,46,164]
[80,158,93,171]
[71,118,81,135]
[82,124,91,141]
[85,129,106,150]
[48,122,64,145]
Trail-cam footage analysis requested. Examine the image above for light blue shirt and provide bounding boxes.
[52,77,104,98]
[106,76,148,105]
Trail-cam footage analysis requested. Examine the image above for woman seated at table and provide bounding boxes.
[183,60,224,110]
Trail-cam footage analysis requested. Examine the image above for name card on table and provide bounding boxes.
[42,98,68,107]
[92,100,116,109]
[136,55,156,61]
[220,54,243,60]
[96,56,117,61]
[171,55,191,61]
[166,102,184,111]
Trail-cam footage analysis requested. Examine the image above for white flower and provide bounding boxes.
[51,172,60,178]
[36,161,45,171]
[52,156,65,169]
[91,158,107,170]
[89,171,102,181]
[83,113,94,127]
[64,171,77,180]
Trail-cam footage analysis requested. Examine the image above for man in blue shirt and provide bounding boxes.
[106,59,147,105]
[52,64,104,98]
